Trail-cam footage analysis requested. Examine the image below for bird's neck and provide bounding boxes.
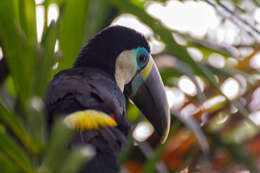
[72,66,116,82]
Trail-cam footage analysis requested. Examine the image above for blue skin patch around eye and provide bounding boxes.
[130,47,150,95]
[135,47,149,70]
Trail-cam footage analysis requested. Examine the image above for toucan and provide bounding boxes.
[46,25,170,173]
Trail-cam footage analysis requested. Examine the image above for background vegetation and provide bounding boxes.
[0,0,260,172]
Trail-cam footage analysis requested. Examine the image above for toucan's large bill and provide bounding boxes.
[125,57,170,143]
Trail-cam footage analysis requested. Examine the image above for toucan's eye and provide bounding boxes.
[139,53,147,64]
[136,47,149,70]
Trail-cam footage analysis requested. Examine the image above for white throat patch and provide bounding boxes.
[115,50,137,91]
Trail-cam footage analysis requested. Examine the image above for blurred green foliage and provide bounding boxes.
[0,0,260,173]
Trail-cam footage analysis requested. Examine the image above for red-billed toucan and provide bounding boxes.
[46,26,170,173]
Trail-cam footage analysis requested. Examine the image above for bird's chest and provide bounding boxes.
[91,78,126,117]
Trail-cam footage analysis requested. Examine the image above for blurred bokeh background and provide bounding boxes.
[0,0,260,172]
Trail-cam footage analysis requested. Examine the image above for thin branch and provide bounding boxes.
[233,42,260,49]
[217,1,260,35]
[203,0,259,39]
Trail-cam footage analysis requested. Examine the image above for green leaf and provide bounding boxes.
[0,0,35,103]
[0,130,33,173]
[83,0,117,42]
[58,0,90,70]
[0,100,37,154]
[58,146,93,173]
[202,63,234,78]
[118,137,134,165]
[18,0,37,45]
[5,77,16,97]
[187,40,232,58]
[0,152,20,173]
[39,120,74,173]
[35,22,57,97]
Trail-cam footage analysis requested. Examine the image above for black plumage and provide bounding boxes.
[74,25,150,75]
[46,26,150,173]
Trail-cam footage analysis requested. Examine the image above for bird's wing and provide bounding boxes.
[46,68,129,173]
[47,68,124,116]
[46,67,130,147]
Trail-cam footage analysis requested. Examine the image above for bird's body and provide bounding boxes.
[46,26,170,173]
[47,67,125,124]
[46,67,130,172]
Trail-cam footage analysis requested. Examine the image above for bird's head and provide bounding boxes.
[74,25,170,143]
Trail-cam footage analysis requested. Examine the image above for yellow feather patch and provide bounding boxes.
[64,110,117,131]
